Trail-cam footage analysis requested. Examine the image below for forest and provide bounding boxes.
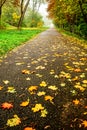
[0,0,44,29]
[47,0,87,38]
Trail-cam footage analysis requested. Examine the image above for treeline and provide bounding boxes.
[47,0,87,38]
[0,0,44,29]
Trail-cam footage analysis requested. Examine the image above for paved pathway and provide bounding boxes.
[0,28,87,130]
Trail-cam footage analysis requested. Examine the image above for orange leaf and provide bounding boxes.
[20,99,29,107]
[24,127,35,130]
[73,99,80,105]
[74,68,82,72]
[1,102,13,109]
[22,70,30,74]
[0,86,3,90]
[81,120,87,127]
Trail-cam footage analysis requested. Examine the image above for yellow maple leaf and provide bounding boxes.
[40,81,47,87]
[73,99,80,105]
[41,109,48,117]
[20,99,29,107]
[81,120,87,127]
[32,104,44,112]
[6,115,21,127]
[28,86,38,93]
[37,91,46,96]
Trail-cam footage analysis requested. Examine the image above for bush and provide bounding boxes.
[78,23,87,37]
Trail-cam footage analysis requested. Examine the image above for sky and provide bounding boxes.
[39,3,53,26]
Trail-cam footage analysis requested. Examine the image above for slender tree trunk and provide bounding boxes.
[17,0,30,29]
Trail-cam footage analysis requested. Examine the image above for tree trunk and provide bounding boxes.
[17,0,30,29]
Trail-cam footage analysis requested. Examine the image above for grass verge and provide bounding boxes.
[0,28,47,57]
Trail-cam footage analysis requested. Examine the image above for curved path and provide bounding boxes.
[0,28,87,130]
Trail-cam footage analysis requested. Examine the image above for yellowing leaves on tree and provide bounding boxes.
[6,115,21,127]
[81,120,87,128]
[40,81,47,87]
[32,104,44,112]
[20,98,30,107]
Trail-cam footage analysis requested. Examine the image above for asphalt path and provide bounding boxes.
[0,28,87,130]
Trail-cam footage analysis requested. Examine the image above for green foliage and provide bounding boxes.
[0,28,45,56]
[47,0,87,38]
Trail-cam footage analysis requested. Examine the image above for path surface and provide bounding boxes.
[0,28,87,130]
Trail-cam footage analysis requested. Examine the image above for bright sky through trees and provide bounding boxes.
[39,3,53,27]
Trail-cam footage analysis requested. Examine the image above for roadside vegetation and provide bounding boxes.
[0,28,47,57]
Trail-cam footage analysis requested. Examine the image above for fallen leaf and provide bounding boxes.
[36,66,45,70]
[41,109,48,117]
[45,95,54,103]
[37,91,46,96]
[16,62,24,65]
[48,85,58,90]
[0,86,3,90]
[40,81,47,87]
[74,83,85,92]
[28,86,38,94]
[20,99,30,107]
[50,70,55,74]
[74,68,82,72]
[26,77,31,81]
[6,115,21,127]
[3,80,9,84]
[73,99,80,105]
[32,104,44,112]
[81,120,87,127]
[60,83,66,87]
[83,112,87,115]
[24,127,35,130]
[1,102,13,109]
[44,125,51,129]
[22,69,30,74]
[7,87,16,93]
[82,80,87,84]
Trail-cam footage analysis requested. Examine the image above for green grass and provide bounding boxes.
[0,28,46,57]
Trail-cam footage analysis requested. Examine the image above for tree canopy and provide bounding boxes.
[47,0,87,37]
